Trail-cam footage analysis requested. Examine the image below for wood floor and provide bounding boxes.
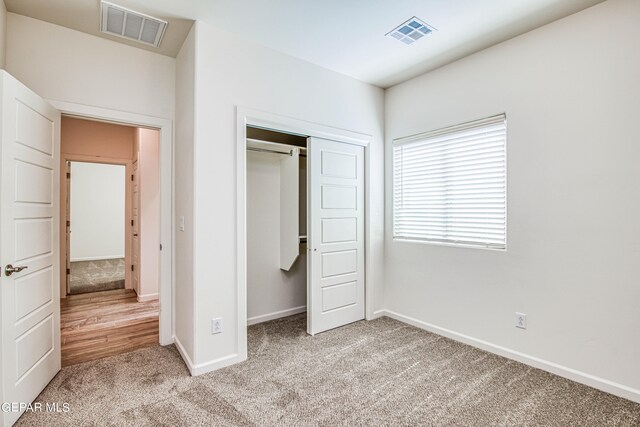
[60,289,159,367]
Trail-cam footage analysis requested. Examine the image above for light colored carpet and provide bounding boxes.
[69,258,125,294]
[17,314,640,426]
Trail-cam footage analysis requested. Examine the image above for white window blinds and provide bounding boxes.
[393,115,507,249]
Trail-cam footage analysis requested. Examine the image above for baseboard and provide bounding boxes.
[371,309,386,320]
[137,293,158,302]
[247,305,306,326]
[174,335,246,376]
[70,255,124,262]
[191,353,245,376]
[173,336,195,375]
[381,309,640,404]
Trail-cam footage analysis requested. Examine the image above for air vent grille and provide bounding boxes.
[387,16,435,45]
[100,1,167,48]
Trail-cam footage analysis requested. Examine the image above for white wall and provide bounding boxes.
[384,0,640,402]
[188,21,384,370]
[135,128,160,299]
[247,152,306,323]
[5,13,175,119]
[70,162,125,261]
[174,24,196,362]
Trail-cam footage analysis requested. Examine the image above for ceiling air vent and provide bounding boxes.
[100,1,167,48]
[387,16,435,45]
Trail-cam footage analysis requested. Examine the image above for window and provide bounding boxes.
[393,115,507,249]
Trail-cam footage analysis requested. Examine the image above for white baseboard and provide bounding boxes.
[70,255,124,262]
[371,309,386,320]
[174,335,246,376]
[173,336,195,375]
[381,309,640,404]
[137,293,158,302]
[247,305,306,326]
[191,353,245,376]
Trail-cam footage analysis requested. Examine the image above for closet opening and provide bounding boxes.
[246,127,309,328]
[244,122,367,343]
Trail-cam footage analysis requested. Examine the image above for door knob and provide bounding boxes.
[4,264,28,276]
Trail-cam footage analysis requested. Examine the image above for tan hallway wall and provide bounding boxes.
[133,128,160,301]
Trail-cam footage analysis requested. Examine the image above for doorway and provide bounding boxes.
[66,161,127,295]
[246,128,308,327]
[0,72,174,424]
[60,116,161,366]
[51,101,173,347]
[238,107,372,365]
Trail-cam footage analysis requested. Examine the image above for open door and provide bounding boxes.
[0,71,61,427]
[65,161,71,294]
[307,137,365,335]
[132,160,139,293]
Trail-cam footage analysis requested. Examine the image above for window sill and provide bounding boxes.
[392,237,506,252]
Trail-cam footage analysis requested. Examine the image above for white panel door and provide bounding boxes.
[307,137,364,335]
[0,71,61,427]
[132,160,139,293]
[65,162,71,294]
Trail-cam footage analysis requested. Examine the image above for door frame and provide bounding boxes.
[131,159,140,297]
[236,106,373,361]
[62,157,133,294]
[50,100,174,346]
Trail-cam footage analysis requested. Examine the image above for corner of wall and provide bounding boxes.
[173,20,197,365]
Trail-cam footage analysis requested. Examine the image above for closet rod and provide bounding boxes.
[246,146,307,157]
[246,139,307,157]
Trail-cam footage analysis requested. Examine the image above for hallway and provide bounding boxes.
[60,289,159,366]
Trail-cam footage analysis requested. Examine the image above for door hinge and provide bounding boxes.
[66,268,70,275]
[160,244,163,251]
[66,172,71,179]
[131,265,134,271]
[66,220,70,227]
[131,174,134,181]
[131,219,134,226]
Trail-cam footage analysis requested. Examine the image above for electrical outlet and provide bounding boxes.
[211,318,222,334]
[515,312,527,329]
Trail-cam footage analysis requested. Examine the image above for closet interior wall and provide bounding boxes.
[246,129,308,325]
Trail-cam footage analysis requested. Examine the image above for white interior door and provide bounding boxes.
[0,71,61,427]
[307,137,365,335]
[65,161,71,295]
[132,160,139,293]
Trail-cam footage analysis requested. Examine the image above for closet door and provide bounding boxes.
[307,137,364,335]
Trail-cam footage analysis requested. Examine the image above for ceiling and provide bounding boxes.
[5,0,606,88]
[4,0,194,57]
